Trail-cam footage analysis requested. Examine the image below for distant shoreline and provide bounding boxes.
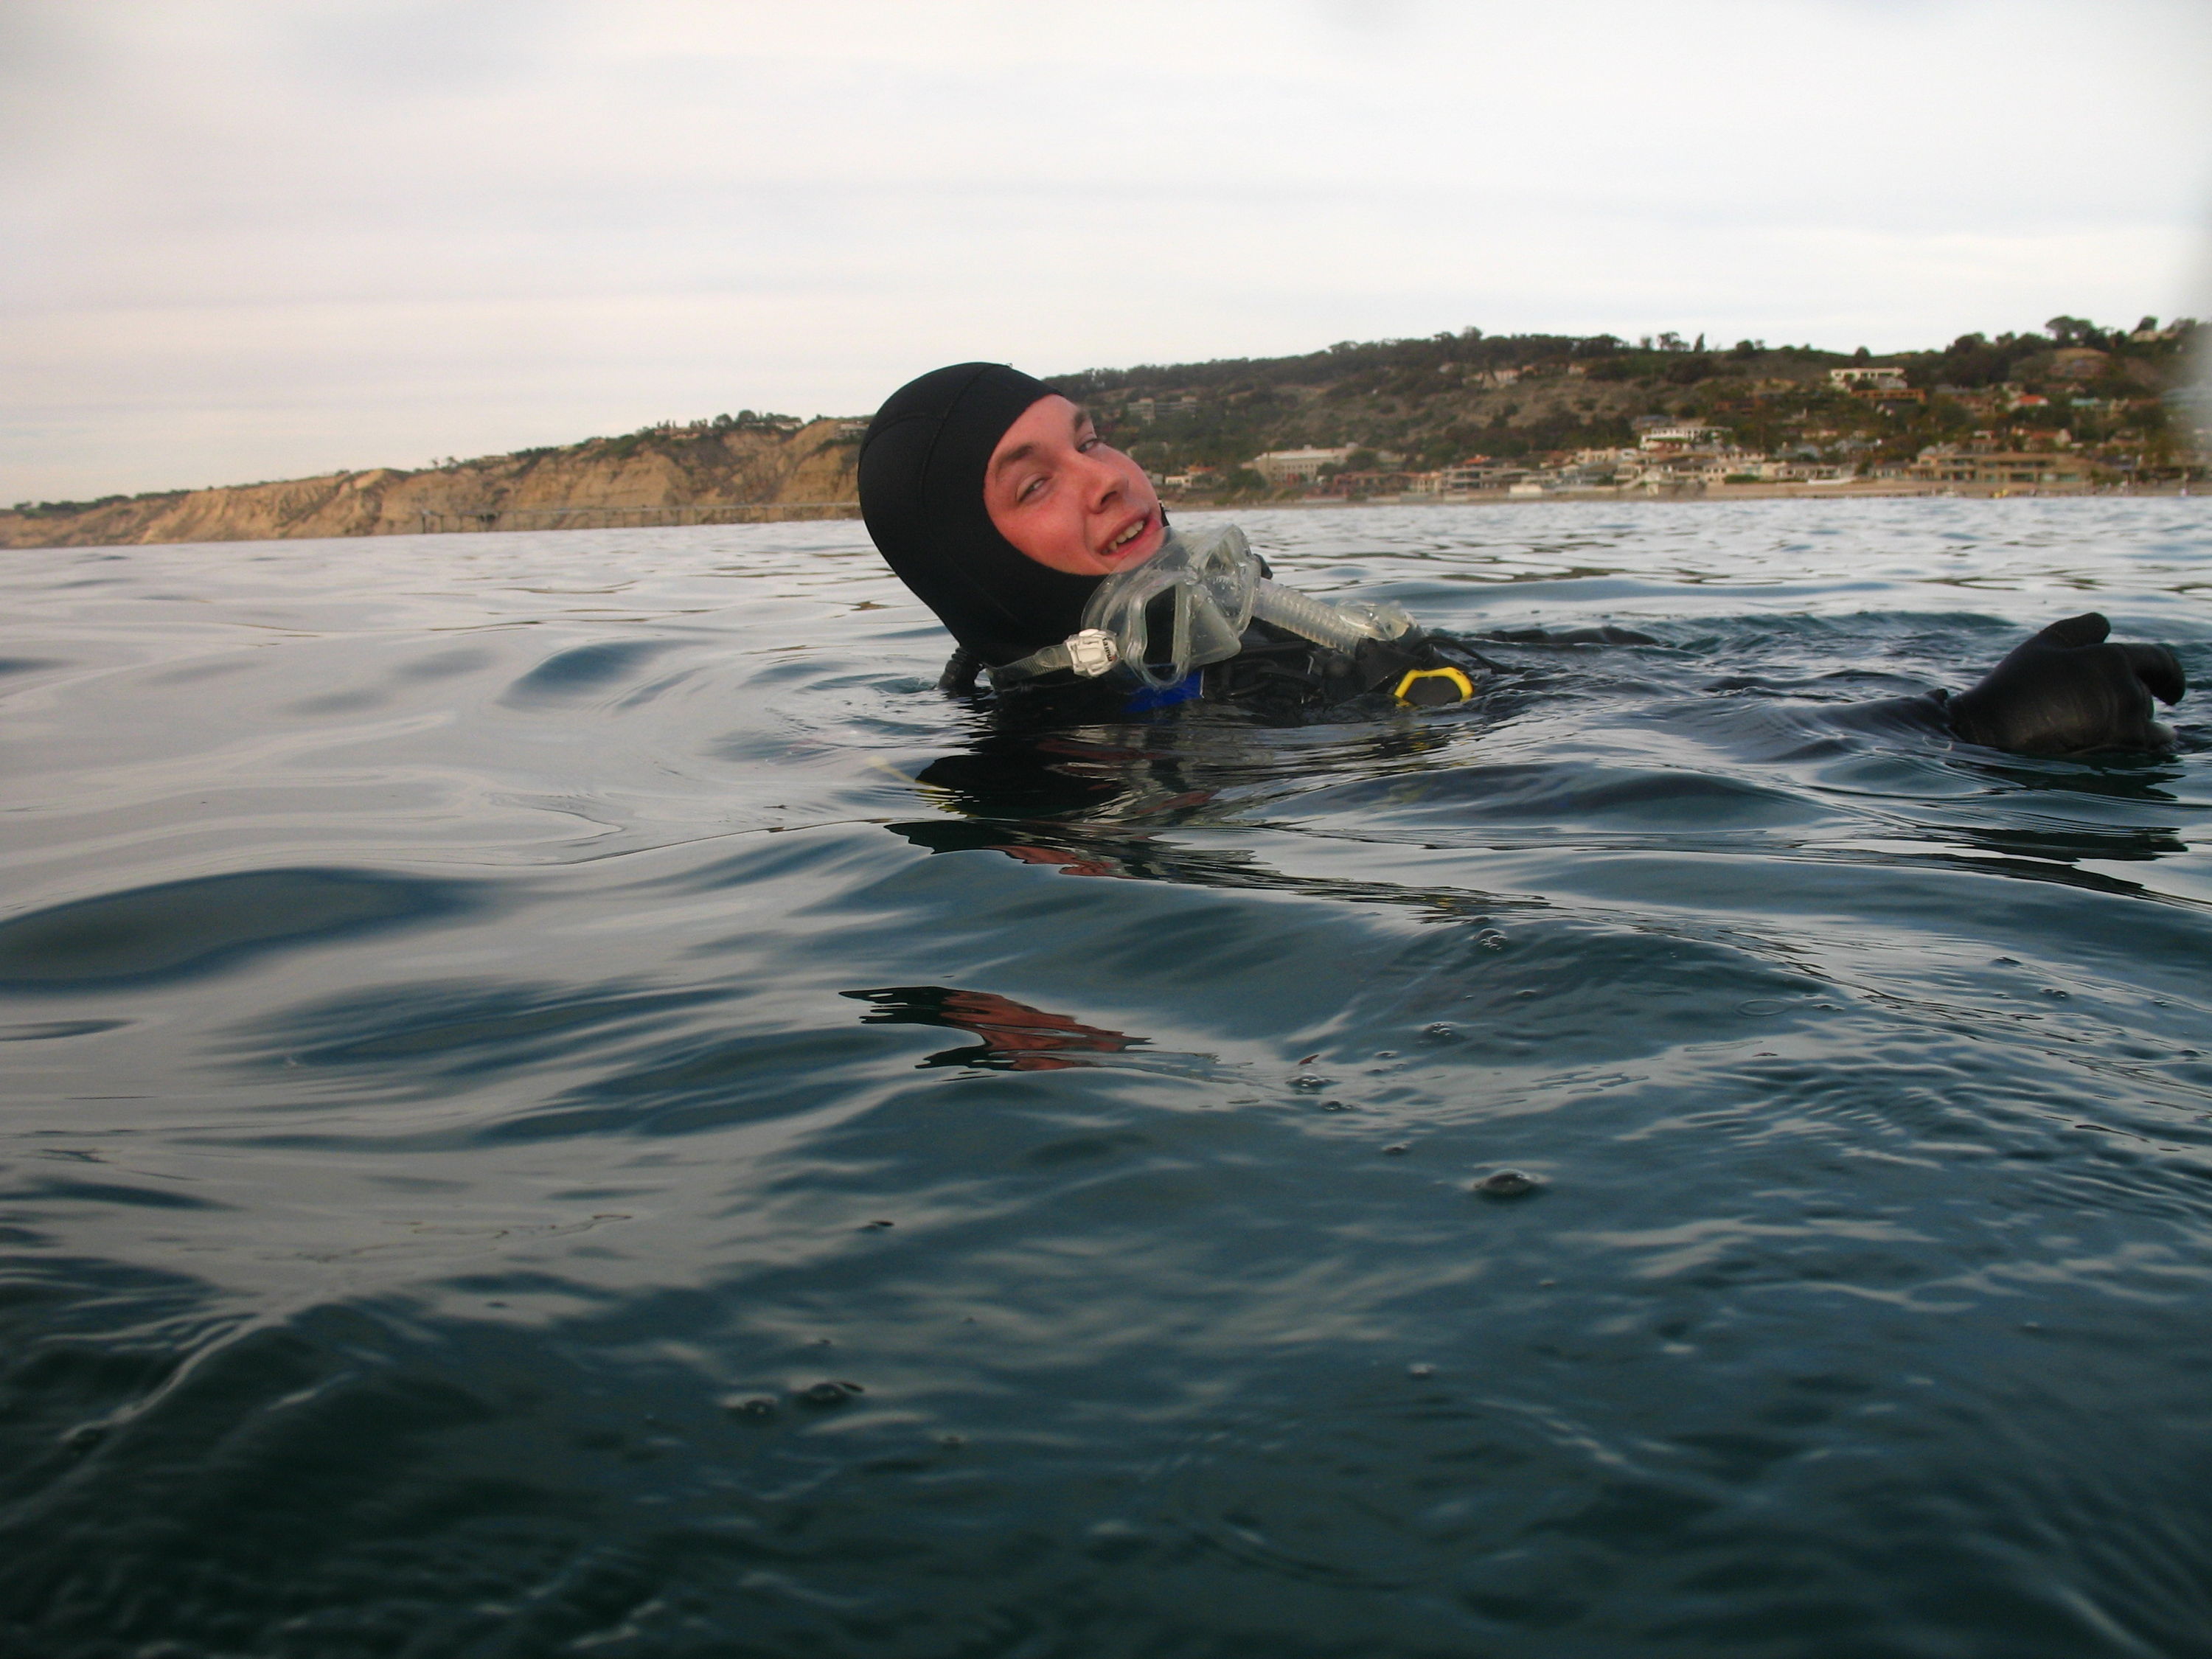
[7,480,2200,553]
[1175,480,2197,510]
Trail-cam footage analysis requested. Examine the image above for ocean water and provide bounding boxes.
[3,498,2211,1659]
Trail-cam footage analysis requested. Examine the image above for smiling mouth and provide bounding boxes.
[1103,513,1152,557]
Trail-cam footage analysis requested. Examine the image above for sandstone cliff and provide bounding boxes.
[1,417,863,549]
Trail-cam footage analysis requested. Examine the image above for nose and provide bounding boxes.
[1073,446,1126,512]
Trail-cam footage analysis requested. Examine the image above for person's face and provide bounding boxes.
[984,394,1166,576]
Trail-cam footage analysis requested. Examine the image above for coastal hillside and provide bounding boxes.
[1053,316,2202,497]
[0,412,863,549]
[6,315,2202,549]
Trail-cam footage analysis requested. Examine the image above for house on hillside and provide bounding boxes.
[1933,386,2000,414]
[1251,446,1358,484]
[1124,394,1200,423]
[1637,422,1724,453]
[1829,366,1907,392]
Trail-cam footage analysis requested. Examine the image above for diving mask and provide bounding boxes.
[1081,523,1263,691]
[988,522,1414,691]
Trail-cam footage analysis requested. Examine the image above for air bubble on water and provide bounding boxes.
[1473,1169,1541,1198]
[1291,1073,1333,1091]
[1374,1050,1398,1059]
[726,1396,779,1421]
[2041,989,2070,1000]
[1323,1099,1354,1112]
[1477,931,1507,950]
[1384,1143,1410,1155]
[1408,1363,1436,1379]
[1424,1022,1461,1042]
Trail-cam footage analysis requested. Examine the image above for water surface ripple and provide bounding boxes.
[4,499,2211,1658]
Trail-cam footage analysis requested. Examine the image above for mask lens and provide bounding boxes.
[1082,526,1260,690]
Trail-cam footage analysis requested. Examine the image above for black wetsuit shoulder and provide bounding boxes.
[1198,622,1503,720]
[948,624,1552,726]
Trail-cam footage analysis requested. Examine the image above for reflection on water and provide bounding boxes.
[846,987,1151,1071]
[3,499,2211,1657]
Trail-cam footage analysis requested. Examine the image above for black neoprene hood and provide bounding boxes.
[858,363,1103,667]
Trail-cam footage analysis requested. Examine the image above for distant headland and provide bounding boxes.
[5,315,2203,549]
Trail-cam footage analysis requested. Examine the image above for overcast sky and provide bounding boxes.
[6,0,2210,503]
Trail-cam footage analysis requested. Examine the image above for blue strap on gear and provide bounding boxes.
[1123,672,1205,713]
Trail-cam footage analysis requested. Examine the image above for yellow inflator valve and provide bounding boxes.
[1391,666,1475,707]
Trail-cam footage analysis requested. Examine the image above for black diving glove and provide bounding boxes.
[1945,613,2185,754]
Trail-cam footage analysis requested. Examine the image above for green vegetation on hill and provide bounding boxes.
[1046,316,2203,495]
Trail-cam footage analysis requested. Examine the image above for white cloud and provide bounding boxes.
[4,0,2208,500]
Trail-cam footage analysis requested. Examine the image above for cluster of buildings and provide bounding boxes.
[1138,352,2180,499]
[1158,418,2110,498]
[1149,363,2152,497]
[1166,420,1877,500]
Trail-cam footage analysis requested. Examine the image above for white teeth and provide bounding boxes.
[1108,519,1145,549]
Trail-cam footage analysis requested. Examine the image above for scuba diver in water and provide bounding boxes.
[859,361,2188,752]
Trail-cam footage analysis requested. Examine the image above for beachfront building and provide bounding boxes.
[1433,459,1512,493]
[1905,448,2093,487]
[1327,470,1420,497]
[1251,445,1359,484]
[1575,447,1641,469]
